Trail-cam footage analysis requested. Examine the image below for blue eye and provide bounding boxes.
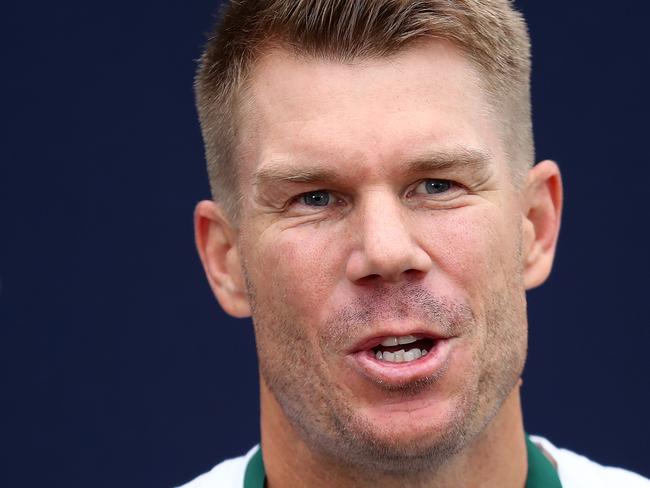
[424,179,452,194]
[302,190,331,206]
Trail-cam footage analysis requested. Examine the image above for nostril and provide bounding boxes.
[357,273,382,285]
[345,238,433,283]
[355,267,429,286]
[404,268,426,279]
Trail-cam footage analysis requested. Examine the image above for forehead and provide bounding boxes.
[236,40,506,186]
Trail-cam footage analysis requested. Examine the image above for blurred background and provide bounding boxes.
[1,1,649,486]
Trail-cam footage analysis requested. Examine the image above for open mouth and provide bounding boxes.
[370,335,436,364]
[348,332,453,386]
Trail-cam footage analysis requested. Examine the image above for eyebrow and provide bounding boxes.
[252,147,493,188]
[252,162,339,187]
[404,147,492,176]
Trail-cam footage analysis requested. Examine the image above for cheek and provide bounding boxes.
[419,206,518,297]
[249,226,346,318]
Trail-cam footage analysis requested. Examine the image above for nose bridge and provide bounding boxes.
[362,190,406,249]
[347,189,432,282]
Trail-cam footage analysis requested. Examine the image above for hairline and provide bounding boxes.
[196,3,534,222]
[225,39,524,220]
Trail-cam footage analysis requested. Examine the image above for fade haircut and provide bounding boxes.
[195,0,533,220]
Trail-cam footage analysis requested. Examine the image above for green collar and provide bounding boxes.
[525,436,563,488]
[244,436,562,488]
[243,446,265,488]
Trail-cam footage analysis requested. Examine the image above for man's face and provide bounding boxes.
[234,40,528,472]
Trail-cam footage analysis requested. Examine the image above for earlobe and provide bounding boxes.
[522,160,563,290]
[194,200,251,318]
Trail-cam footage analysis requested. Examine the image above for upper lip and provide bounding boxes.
[347,327,452,354]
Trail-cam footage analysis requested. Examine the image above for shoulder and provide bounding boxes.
[530,435,650,488]
[176,445,259,488]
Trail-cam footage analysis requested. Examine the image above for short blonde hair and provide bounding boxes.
[195,0,532,219]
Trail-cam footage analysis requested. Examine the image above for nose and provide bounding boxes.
[345,192,433,284]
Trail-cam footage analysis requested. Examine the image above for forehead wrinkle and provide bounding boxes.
[251,146,494,192]
[252,160,344,189]
[404,147,493,176]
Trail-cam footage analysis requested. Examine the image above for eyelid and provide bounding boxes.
[300,189,331,206]
[294,189,330,201]
[285,179,464,213]
[290,189,345,210]
[408,178,460,197]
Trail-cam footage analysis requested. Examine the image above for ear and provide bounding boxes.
[521,160,563,290]
[194,200,251,318]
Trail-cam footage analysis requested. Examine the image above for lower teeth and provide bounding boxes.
[375,348,428,363]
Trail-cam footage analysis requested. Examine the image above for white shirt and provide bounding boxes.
[530,436,650,488]
[178,436,650,487]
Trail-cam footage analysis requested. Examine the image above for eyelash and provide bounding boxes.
[292,179,459,210]
[407,179,457,198]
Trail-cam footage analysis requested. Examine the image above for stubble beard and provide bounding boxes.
[245,268,527,478]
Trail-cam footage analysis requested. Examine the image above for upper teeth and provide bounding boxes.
[376,348,427,363]
[380,335,418,347]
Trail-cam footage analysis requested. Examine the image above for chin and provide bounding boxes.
[325,396,474,474]
[332,420,470,475]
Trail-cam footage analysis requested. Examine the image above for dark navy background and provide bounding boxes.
[2,1,649,486]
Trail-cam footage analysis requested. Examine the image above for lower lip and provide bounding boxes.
[348,339,454,387]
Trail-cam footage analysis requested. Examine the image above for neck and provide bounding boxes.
[260,382,527,488]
